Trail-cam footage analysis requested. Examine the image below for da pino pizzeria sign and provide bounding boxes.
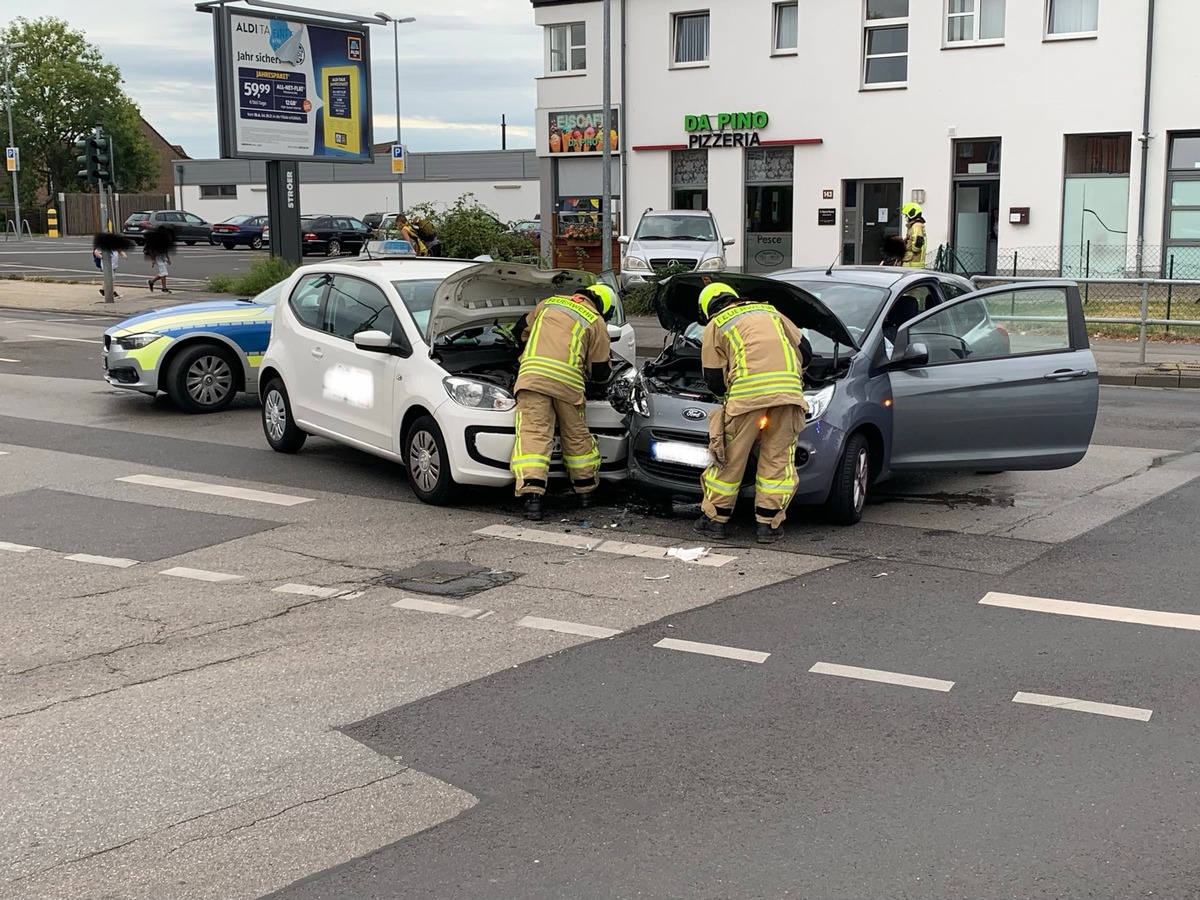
[684,111,770,148]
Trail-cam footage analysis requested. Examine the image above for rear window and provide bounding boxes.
[128,213,150,221]
[223,215,253,225]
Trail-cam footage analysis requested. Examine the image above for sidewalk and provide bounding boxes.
[629,315,1200,389]
[1,281,1196,388]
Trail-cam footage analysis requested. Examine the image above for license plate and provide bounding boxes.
[650,440,713,469]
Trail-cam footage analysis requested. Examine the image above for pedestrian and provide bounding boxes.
[509,283,616,521]
[144,226,177,293]
[92,232,132,299]
[393,214,427,256]
[880,234,907,266]
[694,283,810,545]
[901,202,927,268]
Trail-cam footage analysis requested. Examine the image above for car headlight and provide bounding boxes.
[623,256,650,270]
[805,384,835,421]
[443,376,516,411]
[114,333,163,350]
[696,257,725,272]
[630,380,649,417]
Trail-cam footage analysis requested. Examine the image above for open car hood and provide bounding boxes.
[654,273,859,351]
[426,262,595,344]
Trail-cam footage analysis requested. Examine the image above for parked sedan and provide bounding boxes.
[612,268,1099,525]
[258,259,629,505]
[301,215,374,256]
[212,214,268,250]
[122,210,215,246]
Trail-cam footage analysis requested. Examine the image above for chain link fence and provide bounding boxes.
[933,244,1200,339]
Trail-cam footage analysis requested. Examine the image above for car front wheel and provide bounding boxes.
[405,415,456,505]
[167,344,239,414]
[262,379,307,452]
[824,432,870,526]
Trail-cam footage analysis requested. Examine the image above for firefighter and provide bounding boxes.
[695,283,810,544]
[510,283,615,521]
[901,202,927,268]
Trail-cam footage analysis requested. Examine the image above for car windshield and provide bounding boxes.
[774,279,890,353]
[634,215,716,242]
[390,278,442,333]
[223,215,254,224]
[250,282,283,306]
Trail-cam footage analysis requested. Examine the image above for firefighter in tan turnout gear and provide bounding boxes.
[510,284,615,521]
[694,284,810,544]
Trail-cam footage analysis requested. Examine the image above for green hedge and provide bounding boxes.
[208,257,298,296]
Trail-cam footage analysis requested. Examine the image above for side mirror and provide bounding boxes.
[607,324,623,341]
[618,235,630,245]
[723,238,736,247]
[353,330,396,352]
[890,341,929,369]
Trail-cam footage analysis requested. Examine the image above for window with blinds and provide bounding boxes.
[673,12,710,65]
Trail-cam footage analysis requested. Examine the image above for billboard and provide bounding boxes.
[214,8,374,162]
[545,109,620,156]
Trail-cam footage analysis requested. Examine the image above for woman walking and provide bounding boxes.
[145,226,176,293]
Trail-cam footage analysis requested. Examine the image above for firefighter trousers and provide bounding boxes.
[511,389,601,496]
[700,405,805,527]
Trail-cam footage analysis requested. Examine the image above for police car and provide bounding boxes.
[258,244,631,504]
[101,283,281,413]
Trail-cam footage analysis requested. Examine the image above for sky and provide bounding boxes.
[4,0,541,159]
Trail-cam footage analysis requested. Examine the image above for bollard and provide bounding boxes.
[47,207,58,238]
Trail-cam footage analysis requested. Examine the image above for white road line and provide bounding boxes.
[391,597,487,619]
[516,616,622,639]
[475,524,738,568]
[654,637,770,664]
[809,662,955,692]
[159,567,243,583]
[65,553,139,569]
[0,450,9,454]
[117,474,313,507]
[273,583,355,599]
[1012,691,1153,722]
[981,591,1200,632]
[26,334,98,344]
[0,358,19,363]
[0,541,38,553]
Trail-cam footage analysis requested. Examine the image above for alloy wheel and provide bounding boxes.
[852,446,869,513]
[185,355,234,408]
[264,389,287,442]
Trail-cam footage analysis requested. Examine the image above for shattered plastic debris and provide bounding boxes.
[873,572,888,578]
[666,547,710,562]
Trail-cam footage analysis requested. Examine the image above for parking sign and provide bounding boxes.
[5,147,17,172]
[391,143,405,175]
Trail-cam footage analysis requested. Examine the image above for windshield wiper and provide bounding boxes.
[635,235,668,241]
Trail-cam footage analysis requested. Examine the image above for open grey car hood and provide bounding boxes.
[653,273,859,351]
[426,262,594,344]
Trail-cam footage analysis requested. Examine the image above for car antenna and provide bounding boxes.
[825,248,841,277]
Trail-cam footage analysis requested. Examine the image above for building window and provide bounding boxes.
[548,23,586,73]
[946,0,1005,43]
[773,3,798,52]
[199,185,237,198]
[672,149,708,210]
[673,12,710,65]
[1062,134,1131,278]
[1046,0,1097,36]
[863,0,908,87]
[1166,134,1200,249]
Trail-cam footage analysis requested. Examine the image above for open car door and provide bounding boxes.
[886,281,1098,471]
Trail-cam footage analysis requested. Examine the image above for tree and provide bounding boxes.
[405,194,542,263]
[1,17,159,208]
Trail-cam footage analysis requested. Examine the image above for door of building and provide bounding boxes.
[951,138,1001,276]
[842,179,902,265]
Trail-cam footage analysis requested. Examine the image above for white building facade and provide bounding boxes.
[531,0,1200,277]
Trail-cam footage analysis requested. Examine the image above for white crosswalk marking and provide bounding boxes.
[0,540,38,553]
[1012,692,1152,722]
[65,553,139,569]
[273,583,357,599]
[654,638,770,664]
[516,616,622,639]
[117,474,313,507]
[981,591,1200,632]
[160,567,243,583]
[391,597,488,619]
[809,662,954,692]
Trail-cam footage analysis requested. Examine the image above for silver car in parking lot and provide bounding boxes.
[611,268,1100,524]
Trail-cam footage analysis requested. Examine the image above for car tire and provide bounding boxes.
[824,432,870,526]
[250,236,263,250]
[404,415,456,505]
[166,343,239,414]
[262,378,307,453]
[223,242,235,250]
[327,238,342,256]
[185,240,197,246]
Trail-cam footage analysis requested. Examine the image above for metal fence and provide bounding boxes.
[934,244,1200,343]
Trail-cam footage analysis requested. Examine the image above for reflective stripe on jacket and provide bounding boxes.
[701,302,808,418]
[902,220,926,268]
[514,295,610,404]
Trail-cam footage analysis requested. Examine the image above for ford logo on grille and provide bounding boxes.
[682,407,707,421]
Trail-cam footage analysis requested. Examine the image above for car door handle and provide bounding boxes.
[1043,368,1090,380]
[311,347,323,359]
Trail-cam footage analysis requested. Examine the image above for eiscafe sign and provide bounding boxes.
[684,111,769,148]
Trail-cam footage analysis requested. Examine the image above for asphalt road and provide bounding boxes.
[0,235,267,290]
[3,308,1200,900]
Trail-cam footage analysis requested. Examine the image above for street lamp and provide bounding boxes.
[375,12,416,214]
[1,41,23,240]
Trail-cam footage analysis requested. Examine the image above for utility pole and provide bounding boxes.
[501,114,507,150]
[2,41,23,240]
[600,0,613,271]
[376,13,416,214]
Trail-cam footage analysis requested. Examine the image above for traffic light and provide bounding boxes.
[74,131,113,186]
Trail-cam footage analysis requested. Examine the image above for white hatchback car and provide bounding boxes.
[258,258,630,504]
